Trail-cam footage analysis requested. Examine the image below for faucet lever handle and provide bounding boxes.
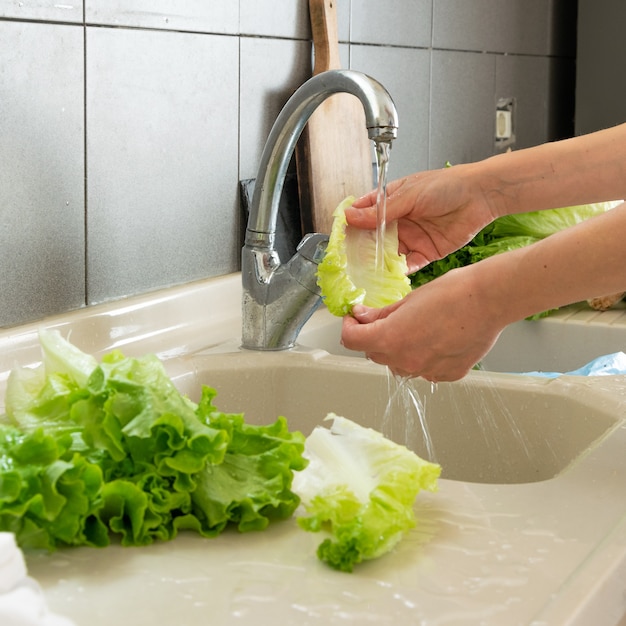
[296,232,329,264]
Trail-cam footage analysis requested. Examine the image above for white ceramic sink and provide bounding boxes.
[175,348,619,485]
[2,273,626,626]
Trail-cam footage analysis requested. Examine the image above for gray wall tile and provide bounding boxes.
[0,0,83,22]
[339,42,349,69]
[496,55,549,150]
[430,50,496,167]
[0,2,578,328]
[576,0,626,134]
[548,57,575,141]
[351,0,432,47]
[240,0,310,39]
[239,37,312,181]
[497,54,575,147]
[86,28,239,304]
[337,0,350,42]
[433,0,555,56]
[351,45,430,178]
[0,21,85,326]
[86,0,238,34]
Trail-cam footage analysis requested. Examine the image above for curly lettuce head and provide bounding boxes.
[317,196,411,316]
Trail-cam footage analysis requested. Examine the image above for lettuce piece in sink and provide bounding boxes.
[292,413,440,572]
[0,330,306,550]
[317,196,411,316]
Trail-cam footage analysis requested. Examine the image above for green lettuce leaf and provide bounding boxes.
[185,386,307,536]
[488,202,622,240]
[292,413,440,572]
[0,423,108,550]
[317,196,411,316]
[0,330,307,549]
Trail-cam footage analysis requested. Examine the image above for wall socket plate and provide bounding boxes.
[495,97,516,150]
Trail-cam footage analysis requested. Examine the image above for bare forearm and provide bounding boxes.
[465,123,626,218]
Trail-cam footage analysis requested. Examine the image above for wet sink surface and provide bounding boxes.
[177,348,618,485]
[25,356,626,626]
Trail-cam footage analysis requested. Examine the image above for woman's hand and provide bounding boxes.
[345,165,498,273]
[341,201,626,381]
[340,164,505,380]
[339,124,626,381]
[340,263,506,382]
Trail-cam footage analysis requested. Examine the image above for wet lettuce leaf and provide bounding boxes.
[292,414,440,572]
[317,196,412,316]
[0,330,306,550]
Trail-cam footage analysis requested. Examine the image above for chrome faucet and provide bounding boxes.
[241,69,398,350]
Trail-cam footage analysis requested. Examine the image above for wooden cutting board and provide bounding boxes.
[296,0,374,234]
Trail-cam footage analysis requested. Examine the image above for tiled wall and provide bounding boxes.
[0,0,577,328]
[576,0,626,135]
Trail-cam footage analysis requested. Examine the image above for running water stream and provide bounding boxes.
[383,372,437,461]
[373,141,533,467]
[372,140,439,460]
[374,141,391,274]
[381,369,537,473]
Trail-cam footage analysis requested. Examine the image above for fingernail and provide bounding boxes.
[351,305,367,318]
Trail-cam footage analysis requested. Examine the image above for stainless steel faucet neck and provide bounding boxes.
[242,69,398,350]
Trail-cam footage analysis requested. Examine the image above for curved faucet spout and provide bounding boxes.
[245,70,398,246]
[242,69,398,351]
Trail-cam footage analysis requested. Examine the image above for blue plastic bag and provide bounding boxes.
[522,352,626,377]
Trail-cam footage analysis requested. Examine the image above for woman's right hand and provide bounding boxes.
[344,164,499,273]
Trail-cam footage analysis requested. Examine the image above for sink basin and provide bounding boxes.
[482,302,626,373]
[2,273,626,626]
[175,347,619,485]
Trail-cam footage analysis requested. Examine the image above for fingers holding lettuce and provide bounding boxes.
[344,166,498,273]
[328,123,626,381]
[341,263,504,382]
